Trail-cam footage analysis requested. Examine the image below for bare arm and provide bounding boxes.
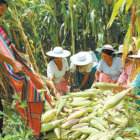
[65,71,69,84]
[49,78,58,97]
[0,46,23,73]
[94,71,100,82]
[79,72,90,90]
[70,72,75,91]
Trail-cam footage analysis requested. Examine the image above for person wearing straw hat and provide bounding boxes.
[94,44,122,83]
[115,44,133,58]
[70,51,97,91]
[46,47,71,98]
[117,45,133,84]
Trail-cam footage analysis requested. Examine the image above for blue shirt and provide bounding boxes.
[97,57,122,80]
[131,72,140,109]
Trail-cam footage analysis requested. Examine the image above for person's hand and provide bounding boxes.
[11,60,24,73]
[113,86,123,93]
[76,88,81,92]
[53,88,57,95]
[56,93,61,98]
[65,80,69,85]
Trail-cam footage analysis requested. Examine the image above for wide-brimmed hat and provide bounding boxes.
[102,44,115,51]
[70,52,97,66]
[128,49,140,59]
[115,45,133,54]
[46,47,71,58]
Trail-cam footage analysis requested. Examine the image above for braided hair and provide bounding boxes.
[0,0,8,7]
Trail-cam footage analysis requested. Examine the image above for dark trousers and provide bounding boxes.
[0,98,3,134]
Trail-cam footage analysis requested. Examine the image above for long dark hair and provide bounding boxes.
[0,0,8,7]
[102,49,114,56]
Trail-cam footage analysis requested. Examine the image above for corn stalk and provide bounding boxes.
[69,0,75,54]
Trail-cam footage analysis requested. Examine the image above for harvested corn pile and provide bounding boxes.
[40,82,140,140]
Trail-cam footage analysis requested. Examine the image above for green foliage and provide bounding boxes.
[0,100,36,140]
[0,0,131,74]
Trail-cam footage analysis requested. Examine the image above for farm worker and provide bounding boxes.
[115,44,133,58]
[117,45,133,84]
[115,49,140,110]
[94,44,122,83]
[0,0,24,134]
[70,52,97,91]
[46,47,71,98]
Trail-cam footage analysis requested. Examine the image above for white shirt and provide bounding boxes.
[70,62,93,74]
[47,58,69,84]
[97,57,122,80]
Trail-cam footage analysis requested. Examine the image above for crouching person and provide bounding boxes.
[46,47,71,98]
[70,52,97,91]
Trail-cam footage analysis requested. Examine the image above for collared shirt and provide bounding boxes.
[97,57,122,80]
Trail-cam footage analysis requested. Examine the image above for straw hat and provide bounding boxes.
[115,45,133,54]
[128,49,140,59]
[102,44,115,51]
[46,47,71,58]
[70,52,97,66]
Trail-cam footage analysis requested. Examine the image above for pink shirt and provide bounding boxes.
[117,64,133,84]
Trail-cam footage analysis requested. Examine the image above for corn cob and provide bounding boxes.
[90,119,106,131]
[79,109,97,123]
[61,118,79,129]
[41,109,57,123]
[115,136,124,140]
[54,127,60,139]
[73,126,99,134]
[86,132,105,140]
[56,98,66,115]
[61,130,71,140]
[105,116,128,126]
[71,123,88,129]
[41,119,63,132]
[68,131,82,140]
[70,100,92,107]
[44,100,53,111]
[91,82,119,90]
[98,134,113,140]
[102,88,132,113]
[93,117,108,129]
[41,131,57,139]
[66,110,87,121]
[72,97,89,101]
[80,133,89,139]
[70,89,101,97]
